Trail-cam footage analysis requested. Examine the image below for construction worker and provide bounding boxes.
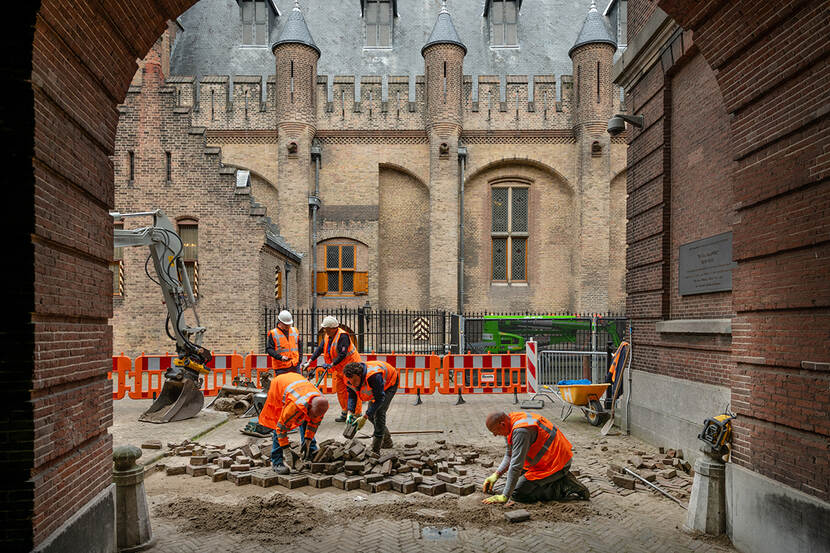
[259,371,329,474]
[266,310,302,376]
[481,411,590,504]
[301,316,362,422]
[343,360,398,455]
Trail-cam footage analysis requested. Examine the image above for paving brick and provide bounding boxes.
[142,440,162,449]
[611,475,636,490]
[166,466,186,476]
[445,482,475,496]
[227,471,252,486]
[307,475,332,488]
[417,482,446,496]
[230,464,251,472]
[190,456,207,466]
[217,457,233,468]
[185,465,208,477]
[436,472,457,483]
[251,469,280,488]
[371,479,392,493]
[332,475,362,491]
[344,461,365,474]
[278,474,308,489]
[505,509,531,523]
[211,470,229,483]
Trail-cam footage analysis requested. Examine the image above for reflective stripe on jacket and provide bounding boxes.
[347,360,398,402]
[507,411,573,480]
[322,328,361,372]
[268,326,300,370]
[259,372,322,446]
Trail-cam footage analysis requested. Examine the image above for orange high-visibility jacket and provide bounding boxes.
[259,372,323,447]
[347,360,398,402]
[508,411,573,480]
[322,328,361,372]
[267,326,300,370]
[608,341,630,382]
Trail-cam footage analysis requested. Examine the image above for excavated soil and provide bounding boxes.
[154,495,325,545]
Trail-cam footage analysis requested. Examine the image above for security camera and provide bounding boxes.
[607,113,644,136]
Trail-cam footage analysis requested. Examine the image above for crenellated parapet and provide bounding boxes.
[162,72,621,133]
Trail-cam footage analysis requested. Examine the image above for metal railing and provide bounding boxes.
[538,350,609,386]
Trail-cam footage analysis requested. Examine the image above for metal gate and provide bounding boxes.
[537,350,609,386]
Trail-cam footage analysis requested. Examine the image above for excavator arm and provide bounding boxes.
[112,210,212,423]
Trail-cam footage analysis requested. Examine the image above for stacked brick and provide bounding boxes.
[160,438,480,497]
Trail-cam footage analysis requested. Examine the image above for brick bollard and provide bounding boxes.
[113,445,155,552]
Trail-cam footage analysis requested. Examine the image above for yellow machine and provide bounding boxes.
[698,411,736,458]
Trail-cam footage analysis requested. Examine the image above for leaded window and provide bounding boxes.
[491,186,528,282]
[490,0,518,47]
[326,244,355,295]
[241,0,268,46]
[365,0,392,48]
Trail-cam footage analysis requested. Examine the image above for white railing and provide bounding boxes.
[538,350,608,386]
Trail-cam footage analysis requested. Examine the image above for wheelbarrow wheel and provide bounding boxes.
[583,399,607,427]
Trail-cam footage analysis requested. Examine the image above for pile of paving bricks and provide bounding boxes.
[157,438,481,497]
[606,447,694,500]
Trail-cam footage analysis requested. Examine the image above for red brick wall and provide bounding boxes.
[624,0,830,501]
[627,0,659,43]
[17,1,201,548]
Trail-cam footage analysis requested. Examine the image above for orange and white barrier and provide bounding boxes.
[203,352,244,396]
[525,339,538,394]
[364,353,440,396]
[439,353,527,395]
[109,354,132,400]
[130,353,176,399]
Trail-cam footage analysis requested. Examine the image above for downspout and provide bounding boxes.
[457,142,467,315]
[310,139,322,344]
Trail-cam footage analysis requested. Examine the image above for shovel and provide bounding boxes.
[601,357,627,436]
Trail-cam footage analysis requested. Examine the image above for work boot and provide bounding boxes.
[335,411,347,423]
[272,463,290,475]
[382,428,393,449]
[564,472,590,500]
[371,435,383,456]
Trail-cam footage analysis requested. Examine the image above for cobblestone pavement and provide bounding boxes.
[133,393,737,553]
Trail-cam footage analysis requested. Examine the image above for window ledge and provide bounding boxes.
[490,45,520,50]
[363,46,393,51]
[490,282,529,287]
[655,319,731,335]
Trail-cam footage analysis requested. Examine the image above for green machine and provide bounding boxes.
[466,315,625,354]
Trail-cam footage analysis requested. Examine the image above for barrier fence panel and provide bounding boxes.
[364,353,440,395]
[440,353,526,395]
[109,354,132,399]
[130,354,175,399]
[537,351,609,386]
[203,353,244,396]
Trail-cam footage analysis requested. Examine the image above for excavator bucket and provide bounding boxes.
[139,377,205,423]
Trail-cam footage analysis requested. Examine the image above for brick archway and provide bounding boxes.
[7,2,199,549]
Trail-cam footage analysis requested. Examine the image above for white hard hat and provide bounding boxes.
[321,315,339,328]
[278,310,293,325]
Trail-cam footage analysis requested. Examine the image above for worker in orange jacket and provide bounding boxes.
[259,372,329,474]
[481,411,590,504]
[343,360,398,455]
[266,310,302,376]
[302,316,362,422]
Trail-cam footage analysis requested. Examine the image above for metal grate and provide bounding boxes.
[511,188,528,232]
[326,246,339,269]
[341,271,354,292]
[492,238,507,280]
[511,237,526,280]
[341,245,354,269]
[491,188,508,232]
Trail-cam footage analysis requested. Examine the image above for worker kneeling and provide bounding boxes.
[482,411,590,505]
[259,372,329,475]
[343,361,398,455]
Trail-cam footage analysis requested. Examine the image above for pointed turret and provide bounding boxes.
[271,0,320,56]
[568,0,616,58]
[421,0,467,56]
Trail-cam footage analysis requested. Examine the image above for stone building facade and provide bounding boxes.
[112,0,628,354]
[614,1,830,552]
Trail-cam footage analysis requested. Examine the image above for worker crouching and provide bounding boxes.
[259,372,329,474]
[343,360,398,455]
[482,411,590,504]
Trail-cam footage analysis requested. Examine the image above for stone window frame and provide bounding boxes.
[487,0,520,49]
[490,178,530,284]
[239,0,271,47]
[316,239,368,296]
[363,0,393,50]
[325,243,357,296]
[176,217,199,298]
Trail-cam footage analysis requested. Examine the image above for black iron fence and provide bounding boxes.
[266,307,628,356]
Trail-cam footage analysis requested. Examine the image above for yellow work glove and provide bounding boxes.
[356,415,367,430]
[482,472,500,493]
[482,494,508,504]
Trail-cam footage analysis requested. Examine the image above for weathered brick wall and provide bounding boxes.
[628,0,660,43]
[378,166,430,309]
[622,0,830,502]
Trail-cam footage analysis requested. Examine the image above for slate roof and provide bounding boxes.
[271,1,320,56]
[421,2,467,56]
[569,0,616,57]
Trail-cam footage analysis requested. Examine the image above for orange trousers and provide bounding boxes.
[332,369,361,414]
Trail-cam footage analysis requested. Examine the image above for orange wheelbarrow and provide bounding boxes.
[534,383,611,426]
